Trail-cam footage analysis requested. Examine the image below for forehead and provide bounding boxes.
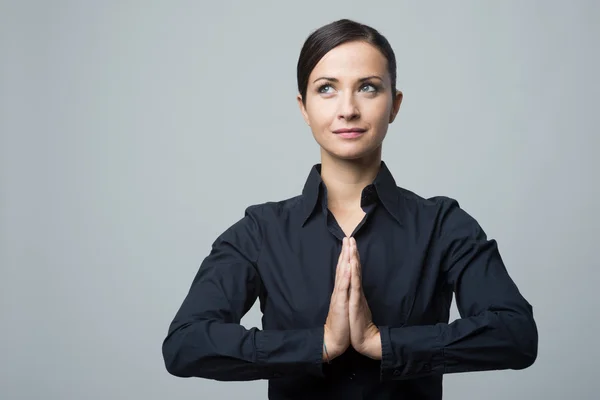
[309,41,388,81]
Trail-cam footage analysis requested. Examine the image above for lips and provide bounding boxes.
[332,128,367,134]
[333,128,366,139]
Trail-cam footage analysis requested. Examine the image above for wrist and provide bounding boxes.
[322,341,333,363]
[363,328,382,360]
[322,326,345,362]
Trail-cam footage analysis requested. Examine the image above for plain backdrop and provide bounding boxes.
[1,1,599,399]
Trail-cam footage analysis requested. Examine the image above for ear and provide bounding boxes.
[296,94,310,126]
[389,90,403,124]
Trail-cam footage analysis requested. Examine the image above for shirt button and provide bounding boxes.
[348,372,355,380]
[393,369,401,376]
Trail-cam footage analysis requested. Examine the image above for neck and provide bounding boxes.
[320,147,382,211]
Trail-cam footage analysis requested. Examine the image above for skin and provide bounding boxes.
[296,40,403,360]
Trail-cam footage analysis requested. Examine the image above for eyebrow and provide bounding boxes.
[312,75,384,84]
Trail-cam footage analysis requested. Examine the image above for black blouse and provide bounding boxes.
[162,161,538,399]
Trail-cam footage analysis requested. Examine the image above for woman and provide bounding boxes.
[162,19,538,399]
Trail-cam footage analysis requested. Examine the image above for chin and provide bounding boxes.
[325,146,378,161]
[321,134,385,159]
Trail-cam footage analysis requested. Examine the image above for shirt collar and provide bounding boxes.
[300,160,402,226]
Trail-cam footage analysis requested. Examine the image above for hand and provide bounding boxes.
[348,237,382,359]
[323,237,351,361]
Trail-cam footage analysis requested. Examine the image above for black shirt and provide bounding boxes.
[162,161,538,399]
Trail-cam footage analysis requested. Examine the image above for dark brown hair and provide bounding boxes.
[297,19,397,105]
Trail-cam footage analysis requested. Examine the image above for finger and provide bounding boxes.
[351,238,362,279]
[352,237,361,262]
[349,259,360,307]
[351,237,359,260]
[334,237,347,283]
[349,239,358,273]
[352,258,361,292]
[348,241,360,290]
[346,237,352,265]
[344,238,352,276]
[353,240,360,278]
[339,246,351,293]
[339,265,351,292]
[345,238,351,272]
[336,238,350,291]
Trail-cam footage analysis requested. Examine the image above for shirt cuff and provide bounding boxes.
[379,325,445,381]
[255,327,325,379]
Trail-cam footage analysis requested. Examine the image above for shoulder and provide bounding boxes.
[209,196,304,262]
[395,186,484,238]
[243,194,304,222]
[244,194,303,216]
[395,185,458,215]
[231,194,305,235]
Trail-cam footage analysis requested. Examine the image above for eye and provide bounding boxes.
[359,83,378,93]
[318,84,334,94]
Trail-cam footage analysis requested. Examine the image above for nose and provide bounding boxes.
[337,91,360,121]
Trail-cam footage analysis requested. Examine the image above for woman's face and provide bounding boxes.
[298,41,403,161]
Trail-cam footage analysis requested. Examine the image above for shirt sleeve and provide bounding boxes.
[379,198,538,381]
[161,205,325,381]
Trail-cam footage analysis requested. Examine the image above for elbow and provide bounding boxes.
[513,333,538,370]
[506,314,538,370]
[164,362,191,378]
[163,355,193,378]
[162,330,199,378]
[509,340,537,370]
[162,342,193,378]
[161,329,224,379]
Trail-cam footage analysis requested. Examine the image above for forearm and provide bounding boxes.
[162,319,326,381]
[378,308,538,381]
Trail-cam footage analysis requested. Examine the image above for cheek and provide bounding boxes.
[361,98,392,121]
[307,102,333,129]
[361,103,392,139]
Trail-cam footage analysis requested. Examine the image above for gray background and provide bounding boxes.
[1,1,598,399]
